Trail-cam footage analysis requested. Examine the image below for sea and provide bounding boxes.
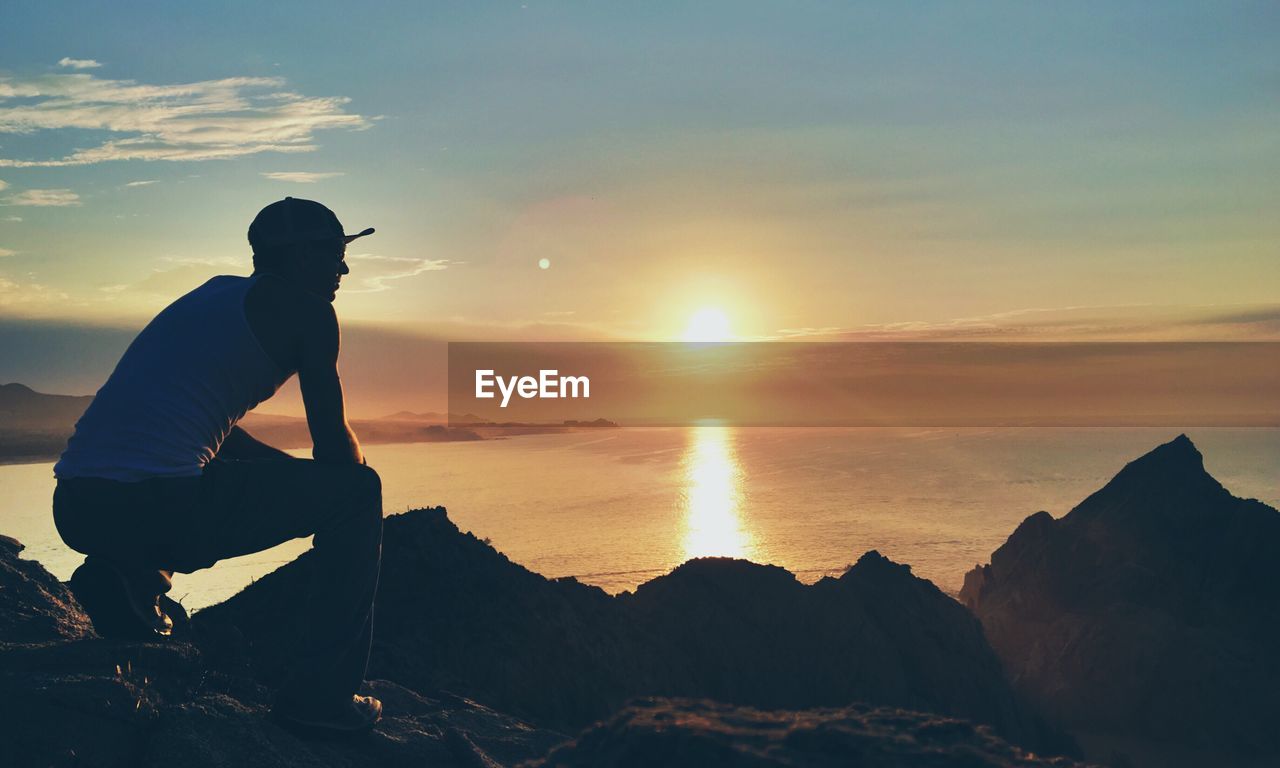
[2,427,1277,610]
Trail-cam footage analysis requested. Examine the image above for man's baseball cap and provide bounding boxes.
[248,197,375,249]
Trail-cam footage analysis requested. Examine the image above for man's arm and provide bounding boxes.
[297,298,365,464]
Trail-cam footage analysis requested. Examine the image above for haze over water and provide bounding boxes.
[4,427,1277,609]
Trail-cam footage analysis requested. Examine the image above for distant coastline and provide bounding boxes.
[0,382,617,466]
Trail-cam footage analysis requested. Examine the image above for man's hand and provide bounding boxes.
[297,297,365,464]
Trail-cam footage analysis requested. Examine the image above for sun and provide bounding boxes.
[682,307,733,342]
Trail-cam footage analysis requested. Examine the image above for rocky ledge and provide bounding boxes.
[2,508,1083,766]
[195,508,1070,756]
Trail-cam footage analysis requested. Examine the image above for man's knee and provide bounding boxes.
[343,463,383,526]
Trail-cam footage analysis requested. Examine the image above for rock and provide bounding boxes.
[960,434,1280,767]
[196,508,1074,758]
[0,518,1077,767]
[520,697,1094,768]
[143,679,565,768]
[0,534,564,768]
[0,535,94,642]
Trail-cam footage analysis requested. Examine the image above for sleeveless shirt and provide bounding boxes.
[54,275,289,481]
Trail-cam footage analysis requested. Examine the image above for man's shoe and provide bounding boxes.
[69,558,174,640]
[272,694,383,737]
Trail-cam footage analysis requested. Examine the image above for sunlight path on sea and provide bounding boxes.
[679,426,754,561]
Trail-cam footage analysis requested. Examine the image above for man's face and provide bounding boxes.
[293,239,350,302]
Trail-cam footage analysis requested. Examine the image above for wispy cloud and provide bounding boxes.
[2,188,81,206]
[0,248,16,258]
[0,179,7,191]
[261,171,345,183]
[772,303,1280,342]
[58,57,102,70]
[0,71,370,167]
[2,216,21,222]
[158,254,241,267]
[0,273,68,308]
[86,255,244,304]
[125,179,158,187]
[344,253,451,293]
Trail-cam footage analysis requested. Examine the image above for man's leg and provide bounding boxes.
[55,477,188,637]
[54,426,293,636]
[55,452,383,709]
[188,456,384,709]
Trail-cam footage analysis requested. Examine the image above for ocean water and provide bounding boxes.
[2,427,1277,610]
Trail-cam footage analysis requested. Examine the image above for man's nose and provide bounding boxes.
[339,261,350,276]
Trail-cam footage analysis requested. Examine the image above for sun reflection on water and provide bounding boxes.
[680,425,752,560]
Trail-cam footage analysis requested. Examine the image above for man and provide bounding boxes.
[52,197,384,735]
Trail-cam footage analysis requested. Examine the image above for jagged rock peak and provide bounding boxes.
[843,549,914,580]
[661,556,798,582]
[1069,433,1229,521]
[1118,433,1202,474]
[960,436,1280,765]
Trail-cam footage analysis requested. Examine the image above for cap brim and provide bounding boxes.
[343,227,376,244]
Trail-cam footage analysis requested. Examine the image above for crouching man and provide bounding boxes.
[52,197,384,735]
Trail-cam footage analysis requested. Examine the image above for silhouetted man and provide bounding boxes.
[52,197,383,734]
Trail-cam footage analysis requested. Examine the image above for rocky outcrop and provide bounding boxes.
[195,508,1072,756]
[960,434,1280,767]
[523,697,1092,768]
[0,535,94,642]
[0,536,569,768]
[1,521,1083,767]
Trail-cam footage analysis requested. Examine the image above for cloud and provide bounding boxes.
[261,171,345,183]
[129,262,232,298]
[0,273,68,308]
[125,179,158,187]
[83,256,244,304]
[58,57,102,70]
[0,72,370,167]
[2,216,20,222]
[343,253,451,293]
[772,303,1280,342]
[2,188,81,206]
[0,248,15,257]
[0,179,7,191]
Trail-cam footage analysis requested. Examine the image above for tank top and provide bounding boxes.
[54,275,290,481]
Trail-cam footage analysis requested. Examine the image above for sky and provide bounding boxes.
[2,1,1278,409]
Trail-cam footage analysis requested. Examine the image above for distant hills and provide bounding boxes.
[0,383,615,464]
[0,383,93,430]
[0,383,93,463]
[382,410,489,423]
